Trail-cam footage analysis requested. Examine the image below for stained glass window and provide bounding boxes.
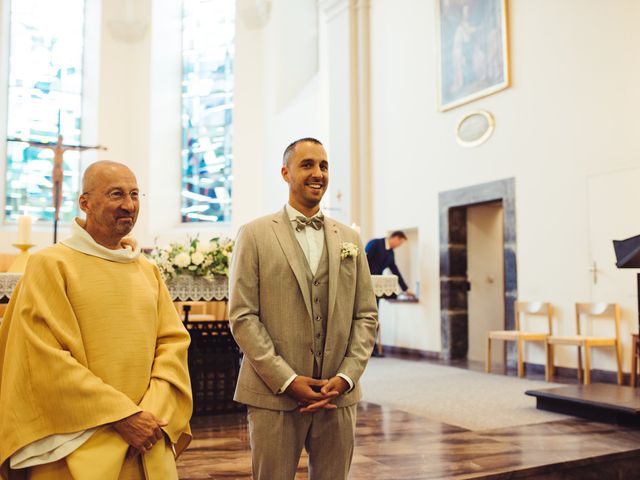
[4,0,86,224]
[181,0,235,223]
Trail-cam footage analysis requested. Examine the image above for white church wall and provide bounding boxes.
[369,0,640,373]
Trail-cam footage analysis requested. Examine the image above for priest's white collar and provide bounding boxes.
[60,218,141,263]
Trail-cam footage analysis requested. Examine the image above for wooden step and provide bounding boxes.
[526,384,640,427]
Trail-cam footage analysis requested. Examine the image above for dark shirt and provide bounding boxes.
[364,238,408,291]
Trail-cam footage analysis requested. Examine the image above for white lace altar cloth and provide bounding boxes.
[371,274,401,297]
[0,273,229,303]
[166,275,229,301]
[0,273,22,302]
[2,273,395,302]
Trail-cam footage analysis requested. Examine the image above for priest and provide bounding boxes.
[0,161,192,479]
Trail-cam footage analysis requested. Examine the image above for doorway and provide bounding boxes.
[439,178,517,361]
[467,202,505,363]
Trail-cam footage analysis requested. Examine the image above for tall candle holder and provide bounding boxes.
[8,244,35,273]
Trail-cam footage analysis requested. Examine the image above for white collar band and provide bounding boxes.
[60,218,141,263]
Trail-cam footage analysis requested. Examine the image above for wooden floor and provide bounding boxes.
[176,401,640,479]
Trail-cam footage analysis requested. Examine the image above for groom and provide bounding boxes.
[229,137,378,480]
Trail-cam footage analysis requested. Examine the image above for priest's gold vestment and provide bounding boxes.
[0,242,192,479]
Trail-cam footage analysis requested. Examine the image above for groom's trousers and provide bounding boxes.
[247,403,357,480]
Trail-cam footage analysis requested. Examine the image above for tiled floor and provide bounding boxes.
[176,401,640,479]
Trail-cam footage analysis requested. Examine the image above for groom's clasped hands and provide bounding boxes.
[285,375,350,413]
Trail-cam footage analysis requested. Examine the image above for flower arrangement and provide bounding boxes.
[146,237,234,280]
[340,242,359,260]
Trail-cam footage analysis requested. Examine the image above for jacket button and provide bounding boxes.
[314,298,319,303]
[315,315,321,321]
[313,280,320,286]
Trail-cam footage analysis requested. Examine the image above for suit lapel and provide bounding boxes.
[326,218,341,322]
[272,209,313,320]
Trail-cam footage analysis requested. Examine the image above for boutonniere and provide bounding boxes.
[340,242,359,260]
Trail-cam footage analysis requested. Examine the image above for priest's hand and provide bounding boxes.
[285,376,338,408]
[299,376,348,413]
[112,411,168,456]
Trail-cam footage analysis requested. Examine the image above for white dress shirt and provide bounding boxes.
[285,203,325,275]
[278,204,354,395]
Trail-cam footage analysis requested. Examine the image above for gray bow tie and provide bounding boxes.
[294,215,324,232]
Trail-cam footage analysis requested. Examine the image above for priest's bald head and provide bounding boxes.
[79,160,140,249]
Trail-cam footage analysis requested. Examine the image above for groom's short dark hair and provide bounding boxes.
[283,137,323,165]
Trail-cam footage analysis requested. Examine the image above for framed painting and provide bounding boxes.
[436,0,510,111]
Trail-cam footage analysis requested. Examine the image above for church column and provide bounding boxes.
[318,0,354,226]
[355,0,373,241]
[98,0,154,241]
[347,0,361,232]
[318,0,372,238]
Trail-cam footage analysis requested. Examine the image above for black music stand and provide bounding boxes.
[613,235,640,366]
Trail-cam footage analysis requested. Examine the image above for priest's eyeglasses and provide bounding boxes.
[83,190,146,201]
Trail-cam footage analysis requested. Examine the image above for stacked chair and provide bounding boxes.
[546,302,623,385]
[486,301,553,378]
[486,301,624,386]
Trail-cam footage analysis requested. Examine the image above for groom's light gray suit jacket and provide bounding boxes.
[229,208,378,411]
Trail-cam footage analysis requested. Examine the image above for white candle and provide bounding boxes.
[350,223,361,234]
[17,215,32,244]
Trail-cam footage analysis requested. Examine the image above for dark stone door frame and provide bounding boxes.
[439,178,517,360]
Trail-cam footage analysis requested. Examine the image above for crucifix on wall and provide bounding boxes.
[8,135,107,244]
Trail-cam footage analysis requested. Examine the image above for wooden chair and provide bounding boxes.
[486,301,553,378]
[546,303,623,385]
[174,301,228,322]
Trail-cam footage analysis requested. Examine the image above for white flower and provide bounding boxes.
[174,252,191,268]
[191,251,205,265]
[196,241,211,254]
[145,236,235,280]
[341,242,358,260]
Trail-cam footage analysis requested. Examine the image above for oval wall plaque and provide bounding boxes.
[455,110,495,148]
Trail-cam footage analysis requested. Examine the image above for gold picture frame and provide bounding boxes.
[436,0,510,112]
